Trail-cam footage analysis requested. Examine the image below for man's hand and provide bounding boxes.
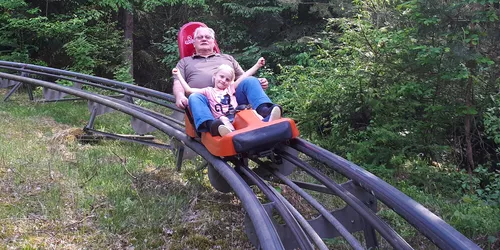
[256,57,265,68]
[175,95,188,109]
[173,78,188,109]
[258,78,269,90]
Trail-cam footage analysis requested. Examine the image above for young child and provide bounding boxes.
[172,57,281,136]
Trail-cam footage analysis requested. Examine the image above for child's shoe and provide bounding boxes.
[218,125,233,137]
[209,119,224,136]
[268,105,282,122]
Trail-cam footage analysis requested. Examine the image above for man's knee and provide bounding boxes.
[238,76,260,89]
[236,76,262,98]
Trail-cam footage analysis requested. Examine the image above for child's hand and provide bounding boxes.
[256,57,265,68]
[172,68,180,75]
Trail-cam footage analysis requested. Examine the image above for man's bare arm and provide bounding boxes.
[172,79,189,109]
[173,79,185,98]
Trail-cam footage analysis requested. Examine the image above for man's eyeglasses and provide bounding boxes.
[195,35,214,40]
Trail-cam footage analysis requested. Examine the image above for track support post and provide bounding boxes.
[176,144,184,171]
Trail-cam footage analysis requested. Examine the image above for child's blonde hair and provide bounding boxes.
[214,64,235,81]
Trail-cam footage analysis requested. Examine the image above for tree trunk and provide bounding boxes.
[124,8,134,77]
[465,71,474,193]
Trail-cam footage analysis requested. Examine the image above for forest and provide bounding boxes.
[1,0,499,248]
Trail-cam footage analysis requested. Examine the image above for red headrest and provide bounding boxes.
[177,22,220,59]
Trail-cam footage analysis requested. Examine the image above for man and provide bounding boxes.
[172,26,281,136]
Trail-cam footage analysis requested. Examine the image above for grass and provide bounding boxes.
[0,90,252,249]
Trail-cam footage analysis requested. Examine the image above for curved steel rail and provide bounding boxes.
[0,61,481,250]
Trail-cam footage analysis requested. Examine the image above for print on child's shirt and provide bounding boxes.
[214,93,235,117]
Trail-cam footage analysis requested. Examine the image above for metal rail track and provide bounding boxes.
[0,61,481,249]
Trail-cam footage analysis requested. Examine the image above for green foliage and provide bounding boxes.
[460,166,500,205]
[95,0,133,10]
[141,0,208,11]
[63,36,98,74]
[447,202,500,238]
[94,0,208,12]
[202,0,309,52]
[157,27,180,70]
[0,0,27,9]
[0,1,129,79]
[113,62,134,83]
[270,0,499,171]
[220,1,284,18]
[395,182,500,243]
[270,19,424,166]
[484,94,500,146]
[361,158,465,198]
[0,50,30,63]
